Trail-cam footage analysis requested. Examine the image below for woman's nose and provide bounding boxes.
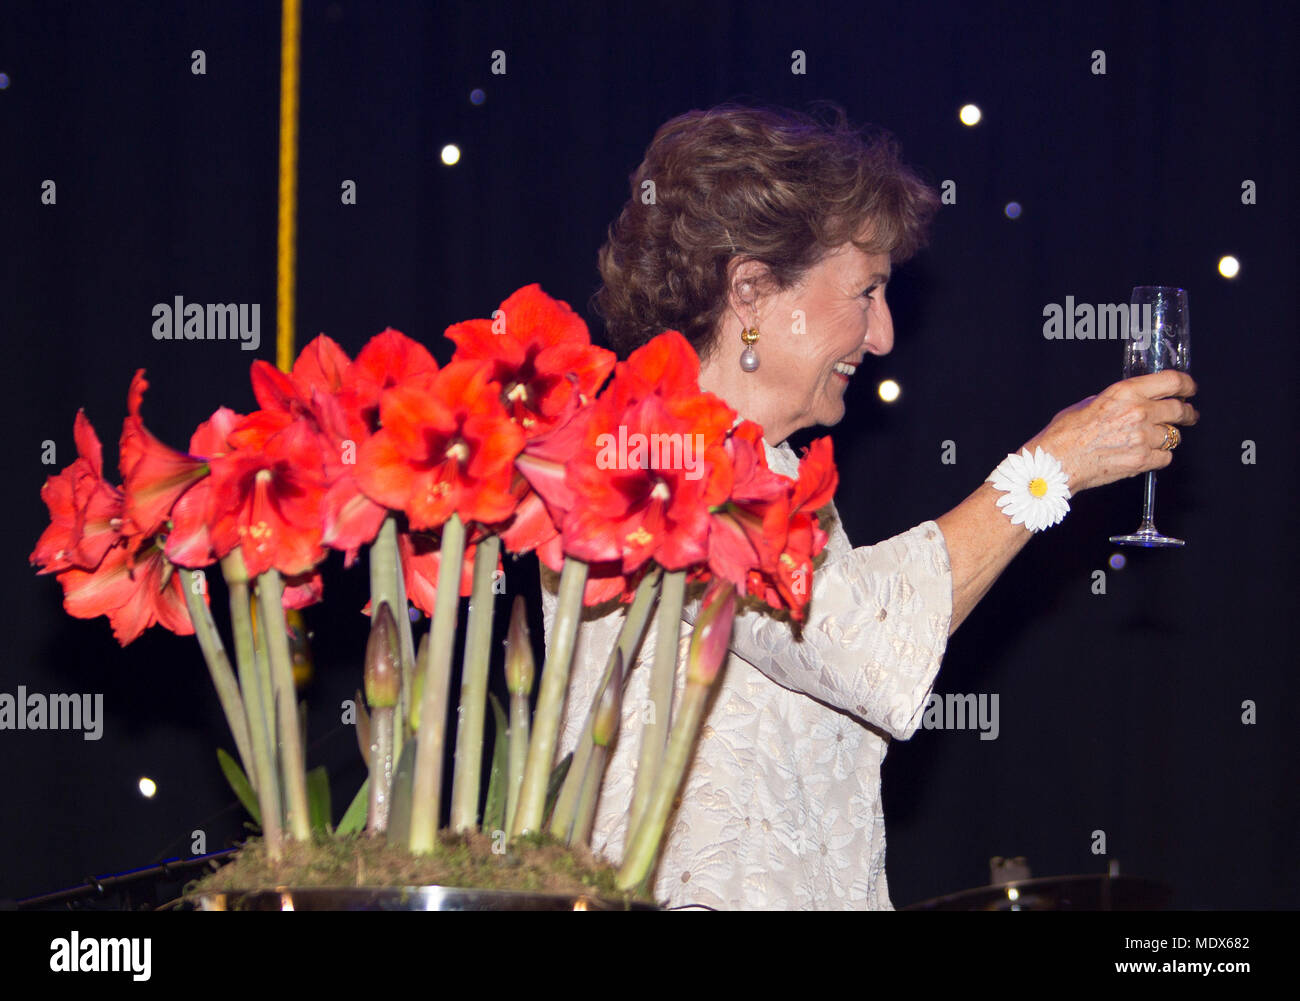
[863,302,894,356]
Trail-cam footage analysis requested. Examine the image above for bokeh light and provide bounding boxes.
[1218,255,1240,279]
[878,379,901,403]
[1108,552,1127,570]
[959,104,982,126]
[470,88,485,105]
[440,143,461,166]
[1004,201,1022,219]
[138,777,157,798]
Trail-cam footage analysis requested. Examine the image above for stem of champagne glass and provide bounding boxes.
[1139,471,1158,530]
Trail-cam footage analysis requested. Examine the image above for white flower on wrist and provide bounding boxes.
[987,447,1071,532]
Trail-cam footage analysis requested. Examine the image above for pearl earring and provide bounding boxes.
[739,326,760,372]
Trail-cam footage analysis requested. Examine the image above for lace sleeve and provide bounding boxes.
[684,517,954,740]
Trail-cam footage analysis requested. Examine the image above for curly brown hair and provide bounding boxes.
[593,101,939,361]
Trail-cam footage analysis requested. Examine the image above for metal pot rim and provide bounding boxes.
[192,885,658,911]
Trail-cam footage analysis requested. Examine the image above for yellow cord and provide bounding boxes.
[276,0,301,373]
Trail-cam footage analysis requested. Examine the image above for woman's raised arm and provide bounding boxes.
[937,370,1198,634]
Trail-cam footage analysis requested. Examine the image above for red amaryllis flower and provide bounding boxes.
[250,339,388,563]
[558,332,735,574]
[163,406,243,567]
[291,333,352,400]
[119,370,211,543]
[56,536,194,645]
[705,420,792,591]
[31,412,125,575]
[249,334,355,431]
[206,416,331,578]
[356,360,525,531]
[497,483,559,558]
[446,284,615,438]
[744,437,838,622]
[340,327,439,433]
[510,396,593,541]
[398,530,479,616]
[789,435,838,516]
[563,390,734,573]
[595,328,704,413]
[504,402,637,604]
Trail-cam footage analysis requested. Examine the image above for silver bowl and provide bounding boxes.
[193,885,658,911]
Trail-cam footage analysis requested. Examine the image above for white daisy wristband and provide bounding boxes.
[986,447,1072,532]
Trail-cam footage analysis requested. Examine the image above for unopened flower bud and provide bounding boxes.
[687,581,736,686]
[364,602,401,708]
[505,594,535,697]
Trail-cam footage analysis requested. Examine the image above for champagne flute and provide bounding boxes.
[1109,286,1190,547]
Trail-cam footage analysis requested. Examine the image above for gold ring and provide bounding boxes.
[1158,424,1182,451]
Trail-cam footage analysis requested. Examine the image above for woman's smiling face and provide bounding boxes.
[743,243,894,440]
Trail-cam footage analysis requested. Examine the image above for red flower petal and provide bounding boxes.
[119,371,208,539]
[292,334,352,397]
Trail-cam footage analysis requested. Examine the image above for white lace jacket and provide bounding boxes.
[544,439,953,909]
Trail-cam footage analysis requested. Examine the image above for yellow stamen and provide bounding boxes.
[625,527,653,548]
[1028,477,1048,498]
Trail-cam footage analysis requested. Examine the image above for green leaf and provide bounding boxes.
[306,765,332,835]
[482,694,508,835]
[385,738,418,850]
[217,747,261,828]
[336,778,369,836]
[542,752,572,829]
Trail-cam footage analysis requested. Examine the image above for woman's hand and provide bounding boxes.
[1026,370,1199,493]
[937,370,1198,634]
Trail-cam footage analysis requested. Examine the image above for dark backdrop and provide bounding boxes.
[1,0,1295,908]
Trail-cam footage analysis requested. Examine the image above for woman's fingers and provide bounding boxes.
[1032,371,1201,493]
[1116,369,1198,401]
[1151,397,1199,426]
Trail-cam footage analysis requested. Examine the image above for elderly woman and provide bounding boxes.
[546,103,1197,910]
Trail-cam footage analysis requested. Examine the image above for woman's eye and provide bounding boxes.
[860,285,879,300]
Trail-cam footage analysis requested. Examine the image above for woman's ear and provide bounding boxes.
[725,258,768,327]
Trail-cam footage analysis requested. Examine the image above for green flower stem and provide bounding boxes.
[253,606,276,804]
[548,568,661,841]
[183,570,253,783]
[450,534,501,832]
[504,691,530,837]
[250,615,281,825]
[503,595,534,838]
[571,744,607,847]
[511,556,588,837]
[408,514,466,854]
[220,551,282,859]
[627,569,686,844]
[367,706,395,834]
[257,570,313,842]
[369,516,414,768]
[616,681,709,893]
[569,647,624,847]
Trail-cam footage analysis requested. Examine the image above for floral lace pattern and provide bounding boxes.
[545,440,953,909]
